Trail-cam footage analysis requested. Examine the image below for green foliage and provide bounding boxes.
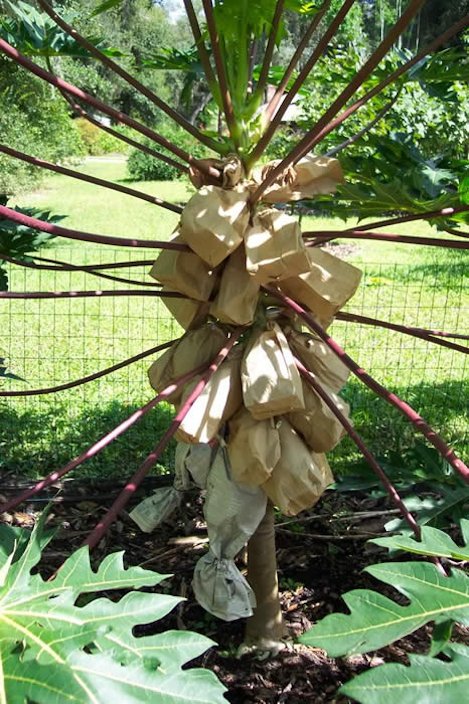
[334,440,469,531]
[341,645,469,704]
[74,117,129,155]
[300,521,469,703]
[0,513,226,703]
[310,132,468,227]
[371,522,469,561]
[0,54,84,194]
[127,125,208,181]
[0,196,63,290]
[0,0,124,57]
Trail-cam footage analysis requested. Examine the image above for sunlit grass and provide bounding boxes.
[1,158,467,479]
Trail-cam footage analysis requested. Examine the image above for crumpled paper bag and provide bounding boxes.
[159,289,209,331]
[241,322,304,419]
[175,352,242,444]
[149,232,215,301]
[189,155,244,189]
[251,154,343,203]
[192,446,267,621]
[129,487,180,533]
[210,245,260,325]
[228,407,281,486]
[244,208,310,283]
[262,418,334,516]
[147,323,227,403]
[279,247,362,326]
[174,441,213,490]
[180,185,250,267]
[287,328,350,392]
[287,379,349,452]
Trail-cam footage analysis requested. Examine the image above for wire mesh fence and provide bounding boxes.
[0,244,467,480]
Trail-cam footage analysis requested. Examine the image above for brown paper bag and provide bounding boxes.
[160,289,209,331]
[279,248,362,325]
[180,185,250,267]
[287,379,349,452]
[251,155,343,203]
[241,322,304,419]
[261,418,334,516]
[189,155,244,189]
[175,353,242,444]
[244,208,310,283]
[227,408,281,486]
[149,232,215,301]
[147,323,228,403]
[287,329,349,392]
[210,245,260,325]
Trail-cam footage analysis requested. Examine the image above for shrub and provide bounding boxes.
[127,124,208,181]
[0,56,84,195]
[74,117,130,156]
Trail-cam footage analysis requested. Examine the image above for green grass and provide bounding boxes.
[1,157,467,480]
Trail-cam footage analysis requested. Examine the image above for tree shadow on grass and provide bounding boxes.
[1,378,467,484]
[330,377,469,472]
[0,399,176,482]
[387,259,469,290]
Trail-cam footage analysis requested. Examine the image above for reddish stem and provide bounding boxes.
[183,0,218,91]
[296,360,421,539]
[0,360,205,515]
[264,0,334,123]
[304,230,469,249]
[443,227,469,238]
[29,255,155,271]
[0,205,189,250]
[0,339,178,397]
[37,0,220,152]
[0,38,220,180]
[201,0,237,142]
[351,205,469,232]
[325,91,400,157]
[306,12,469,156]
[0,290,185,300]
[0,253,161,288]
[265,286,469,484]
[335,312,469,355]
[252,0,426,201]
[83,327,243,549]
[254,0,285,99]
[252,0,355,162]
[308,205,469,249]
[0,144,182,214]
[58,93,188,173]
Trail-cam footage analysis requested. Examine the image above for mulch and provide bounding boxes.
[1,475,467,703]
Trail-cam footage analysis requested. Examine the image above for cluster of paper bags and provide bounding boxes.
[132,154,362,620]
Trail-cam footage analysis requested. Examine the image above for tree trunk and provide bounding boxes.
[244,500,285,650]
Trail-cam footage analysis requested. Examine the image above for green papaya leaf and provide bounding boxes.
[91,0,125,16]
[428,619,453,657]
[371,521,469,562]
[299,561,469,656]
[340,644,469,704]
[0,517,226,703]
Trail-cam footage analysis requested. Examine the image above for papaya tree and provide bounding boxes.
[0,0,468,663]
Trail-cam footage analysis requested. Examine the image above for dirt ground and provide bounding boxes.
[1,475,467,703]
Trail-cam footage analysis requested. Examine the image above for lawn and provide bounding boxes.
[1,157,467,480]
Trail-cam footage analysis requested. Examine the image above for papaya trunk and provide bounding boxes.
[245,501,285,645]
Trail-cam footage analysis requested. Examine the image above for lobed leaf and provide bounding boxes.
[0,520,226,703]
[299,561,469,656]
[340,645,469,704]
[372,521,469,562]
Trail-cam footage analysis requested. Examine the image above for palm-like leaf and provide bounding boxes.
[0,516,226,704]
